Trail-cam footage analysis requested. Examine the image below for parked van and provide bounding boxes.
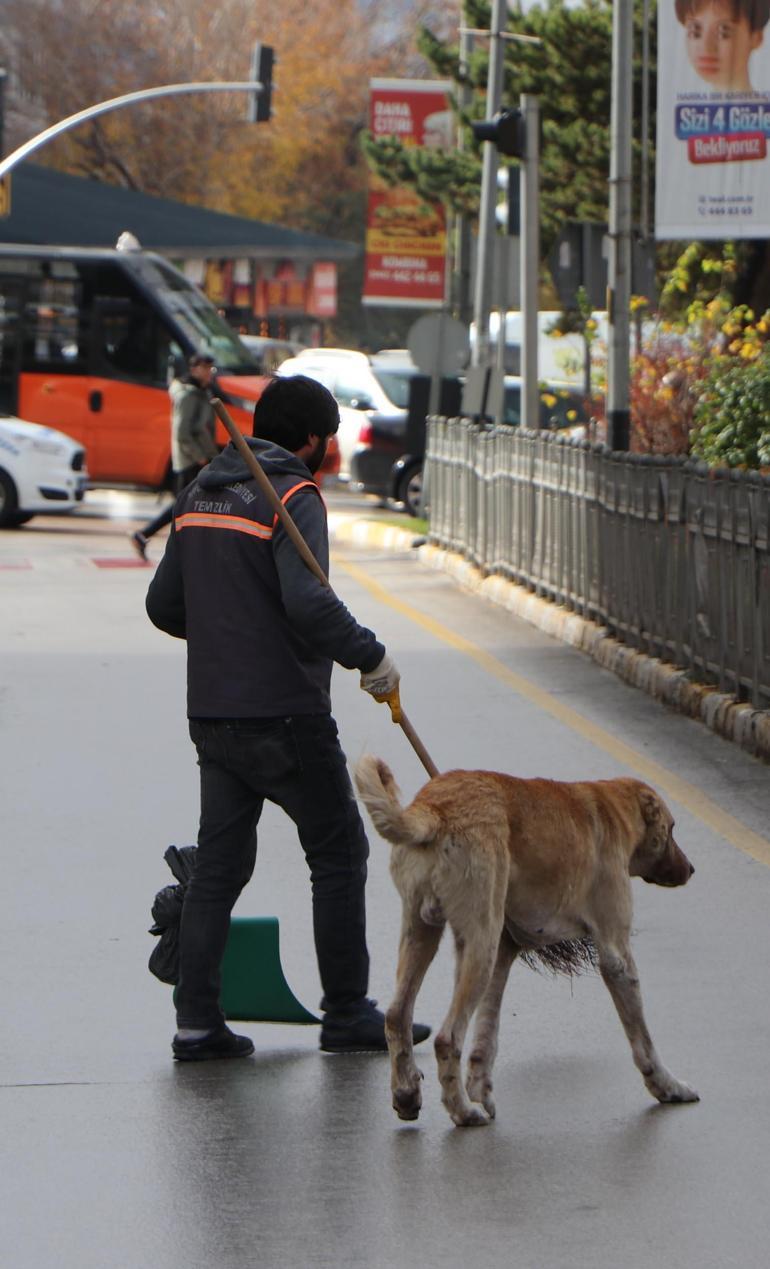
[0,245,270,487]
[480,310,609,384]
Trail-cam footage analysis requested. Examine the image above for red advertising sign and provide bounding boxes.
[307,262,337,318]
[363,78,453,308]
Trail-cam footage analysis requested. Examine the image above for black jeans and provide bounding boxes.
[176,714,370,1029]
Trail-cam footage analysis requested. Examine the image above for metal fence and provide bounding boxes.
[427,417,770,709]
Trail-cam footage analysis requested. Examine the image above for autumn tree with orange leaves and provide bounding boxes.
[1,0,455,234]
[1,0,457,339]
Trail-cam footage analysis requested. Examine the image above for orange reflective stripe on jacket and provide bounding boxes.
[175,511,273,539]
[271,479,322,529]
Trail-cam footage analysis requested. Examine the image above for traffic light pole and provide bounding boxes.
[471,0,507,367]
[0,81,265,181]
[607,0,633,450]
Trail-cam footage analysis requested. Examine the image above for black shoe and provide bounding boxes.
[320,998,431,1054]
[130,531,148,561]
[172,1024,255,1062]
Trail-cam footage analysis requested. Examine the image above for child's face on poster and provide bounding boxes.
[683,1,764,90]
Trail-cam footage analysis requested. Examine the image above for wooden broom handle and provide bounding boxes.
[210,397,439,779]
[211,397,330,588]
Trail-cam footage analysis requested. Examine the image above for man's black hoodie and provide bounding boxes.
[146,437,384,718]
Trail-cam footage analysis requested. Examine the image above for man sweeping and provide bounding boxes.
[145,374,430,1060]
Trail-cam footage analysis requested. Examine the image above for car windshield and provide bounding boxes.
[372,367,418,409]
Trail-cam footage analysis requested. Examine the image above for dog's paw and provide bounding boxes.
[452,1105,491,1128]
[648,1071,700,1104]
[466,1073,496,1119]
[393,1087,422,1121]
[655,1079,700,1105]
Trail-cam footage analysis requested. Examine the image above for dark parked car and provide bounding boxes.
[345,353,419,499]
[383,376,595,518]
[349,370,464,516]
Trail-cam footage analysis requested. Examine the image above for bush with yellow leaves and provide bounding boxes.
[690,326,770,470]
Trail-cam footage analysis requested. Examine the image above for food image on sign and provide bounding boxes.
[368,189,444,249]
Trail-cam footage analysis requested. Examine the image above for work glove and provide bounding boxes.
[360,652,400,698]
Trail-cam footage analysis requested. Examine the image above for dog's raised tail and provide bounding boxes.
[354,755,440,848]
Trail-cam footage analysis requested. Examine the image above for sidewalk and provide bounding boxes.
[328,510,770,764]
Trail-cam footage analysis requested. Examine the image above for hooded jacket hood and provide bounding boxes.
[197,437,311,491]
[146,430,384,718]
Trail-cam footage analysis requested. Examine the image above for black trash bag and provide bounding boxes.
[148,845,198,984]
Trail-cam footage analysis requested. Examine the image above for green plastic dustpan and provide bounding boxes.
[220,916,319,1024]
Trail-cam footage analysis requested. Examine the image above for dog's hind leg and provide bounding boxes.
[386,913,444,1122]
[465,928,520,1119]
[435,926,501,1127]
[597,941,699,1105]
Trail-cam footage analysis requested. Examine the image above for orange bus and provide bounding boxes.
[0,245,337,487]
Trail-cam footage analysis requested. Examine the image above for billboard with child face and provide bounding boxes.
[656,0,770,237]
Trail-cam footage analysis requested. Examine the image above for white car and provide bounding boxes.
[0,415,88,528]
[277,348,417,483]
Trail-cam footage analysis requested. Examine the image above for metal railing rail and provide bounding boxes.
[426,418,770,709]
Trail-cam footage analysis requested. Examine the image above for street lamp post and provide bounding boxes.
[520,93,540,431]
[471,0,507,368]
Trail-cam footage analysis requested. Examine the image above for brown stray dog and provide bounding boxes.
[354,756,699,1128]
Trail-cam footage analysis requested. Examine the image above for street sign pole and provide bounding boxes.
[607,0,633,450]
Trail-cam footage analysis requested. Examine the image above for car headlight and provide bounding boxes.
[30,439,66,456]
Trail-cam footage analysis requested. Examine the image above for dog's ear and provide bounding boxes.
[638,786,669,852]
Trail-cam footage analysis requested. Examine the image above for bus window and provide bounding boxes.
[21,275,87,374]
[167,340,185,382]
[94,299,171,385]
[0,284,22,413]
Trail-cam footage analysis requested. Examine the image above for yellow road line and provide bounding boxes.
[337,557,770,867]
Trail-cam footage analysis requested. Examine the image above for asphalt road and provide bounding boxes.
[2,488,770,1269]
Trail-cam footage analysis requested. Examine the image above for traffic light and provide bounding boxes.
[471,108,525,158]
[496,166,521,236]
[247,43,274,124]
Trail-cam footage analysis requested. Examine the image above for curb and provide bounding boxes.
[328,514,770,765]
[327,512,421,554]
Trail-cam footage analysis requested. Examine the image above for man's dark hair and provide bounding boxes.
[189,352,215,369]
[252,375,340,451]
